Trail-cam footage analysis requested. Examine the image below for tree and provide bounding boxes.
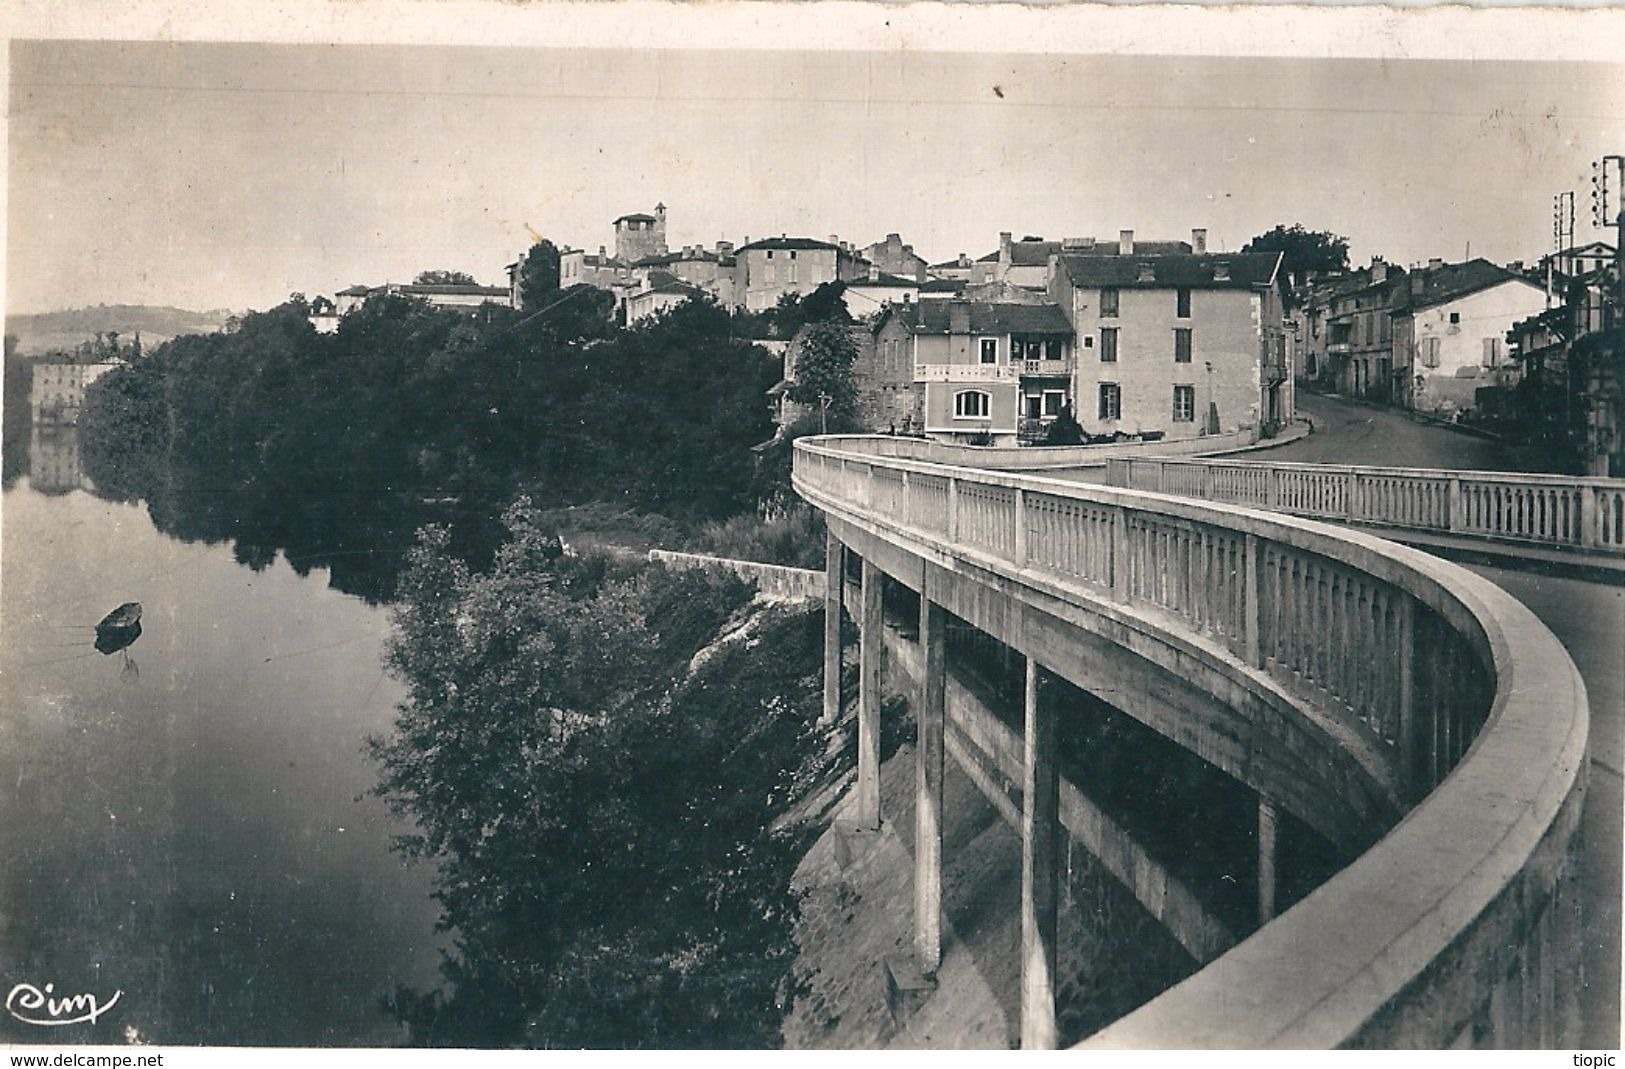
[518,241,562,311]
[1241,225,1352,293]
[784,319,859,429]
[414,269,478,286]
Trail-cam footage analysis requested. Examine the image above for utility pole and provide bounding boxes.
[1595,156,1624,315]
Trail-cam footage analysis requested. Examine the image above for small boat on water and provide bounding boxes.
[95,602,142,633]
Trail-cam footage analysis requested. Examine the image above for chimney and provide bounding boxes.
[949,299,971,335]
[958,253,969,268]
[868,262,879,281]
[829,234,840,247]
[716,240,733,256]
[742,235,750,248]
[1192,228,1208,255]
[1119,229,1135,256]
[1410,273,1425,297]
[1428,257,1444,271]
[999,232,1013,262]
[1371,261,1388,285]
[599,245,607,259]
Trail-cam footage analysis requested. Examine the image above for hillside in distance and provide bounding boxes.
[6,304,237,355]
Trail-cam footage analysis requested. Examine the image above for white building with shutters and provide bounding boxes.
[1391,259,1547,416]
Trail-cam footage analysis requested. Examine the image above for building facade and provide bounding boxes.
[333,282,510,316]
[613,204,669,264]
[903,299,1076,445]
[30,360,117,425]
[859,233,931,282]
[1296,261,1408,400]
[732,237,868,312]
[1391,259,1547,417]
[1049,247,1288,440]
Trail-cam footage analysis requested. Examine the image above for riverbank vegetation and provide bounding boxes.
[372,503,830,1046]
[78,293,809,597]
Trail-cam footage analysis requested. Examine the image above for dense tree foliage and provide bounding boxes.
[371,505,824,1047]
[517,241,562,310]
[2,335,31,488]
[415,270,479,286]
[79,292,781,597]
[785,320,859,428]
[1241,224,1351,293]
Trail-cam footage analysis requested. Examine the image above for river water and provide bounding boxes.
[0,427,445,1046]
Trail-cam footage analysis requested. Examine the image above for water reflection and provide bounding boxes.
[1,453,446,1045]
[28,425,84,495]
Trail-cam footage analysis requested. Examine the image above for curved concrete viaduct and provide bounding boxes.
[794,435,1589,1049]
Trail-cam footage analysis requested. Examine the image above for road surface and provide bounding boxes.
[1266,391,1620,1045]
[1267,391,1517,471]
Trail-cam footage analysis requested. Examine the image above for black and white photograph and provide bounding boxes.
[1,2,1622,1056]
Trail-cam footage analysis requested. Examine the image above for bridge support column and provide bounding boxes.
[1258,796,1279,926]
[915,585,947,972]
[1020,658,1060,1050]
[822,531,846,728]
[856,557,884,830]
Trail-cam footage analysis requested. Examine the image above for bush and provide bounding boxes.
[688,506,826,569]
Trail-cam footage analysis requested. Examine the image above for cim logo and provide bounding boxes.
[5,981,123,1027]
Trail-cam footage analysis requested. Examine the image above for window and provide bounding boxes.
[1011,338,1027,361]
[1043,390,1065,417]
[766,250,774,259]
[979,338,998,364]
[1045,339,1063,361]
[1449,311,1460,324]
[1482,337,1504,367]
[1099,327,1119,362]
[1421,337,1441,368]
[788,251,797,260]
[1098,383,1121,421]
[1100,287,1120,317]
[1176,287,1191,318]
[954,390,991,419]
[1174,328,1192,363]
[1173,384,1196,422]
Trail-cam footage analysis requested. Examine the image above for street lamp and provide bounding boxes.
[1203,360,1215,435]
[818,391,831,435]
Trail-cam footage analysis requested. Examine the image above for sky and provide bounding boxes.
[7,38,1624,315]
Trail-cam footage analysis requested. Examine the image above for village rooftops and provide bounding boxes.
[977,237,1196,265]
[1057,251,1281,290]
[641,269,702,296]
[900,300,1073,336]
[631,249,719,267]
[1393,258,1531,312]
[735,236,846,253]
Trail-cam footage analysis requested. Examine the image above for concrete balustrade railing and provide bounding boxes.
[794,436,1588,1048]
[804,426,1266,472]
[1107,456,1625,556]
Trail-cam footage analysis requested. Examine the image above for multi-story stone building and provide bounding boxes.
[1049,242,1289,439]
[859,233,931,282]
[613,204,669,264]
[900,299,1077,445]
[1296,261,1408,400]
[1391,259,1547,416]
[333,281,510,316]
[30,359,117,425]
[731,237,869,313]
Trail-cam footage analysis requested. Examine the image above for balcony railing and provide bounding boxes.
[1022,357,1075,377]
[914,363,1020,383]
